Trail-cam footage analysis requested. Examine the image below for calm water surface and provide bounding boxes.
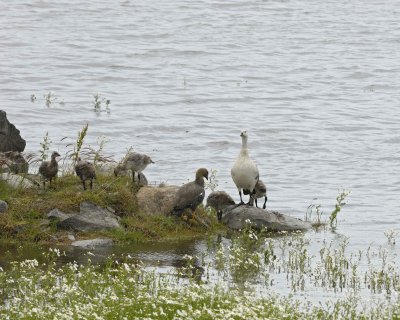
[1,0,400,306]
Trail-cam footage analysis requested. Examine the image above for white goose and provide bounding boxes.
[231,130,259,205]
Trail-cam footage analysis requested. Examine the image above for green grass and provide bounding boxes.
[0,173,225,243]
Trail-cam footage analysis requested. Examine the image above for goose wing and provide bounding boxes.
[174,181,205,211]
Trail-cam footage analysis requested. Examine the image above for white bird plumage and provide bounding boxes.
[231,130,259,204]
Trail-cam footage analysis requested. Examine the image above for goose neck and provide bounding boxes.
[241,136,248,149]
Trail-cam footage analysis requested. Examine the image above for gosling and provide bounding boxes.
[122,152,154,184]
[245,179,268,209]
[39,151,60,188]
[206,191,235,222]
[75,157,96,190]
[114,163,148,187]
[172,168,209,216]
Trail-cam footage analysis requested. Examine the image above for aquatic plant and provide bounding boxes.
[2,244,400,319]
[66,123,89,167]
[93,93,111,114]
[384,229,398,246]
[39,132,52,161]
[329,189,350,229]
[44,92,56,107]
[205,168,219,191]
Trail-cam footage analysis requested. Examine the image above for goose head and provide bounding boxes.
[195,168,209,181]
[240,130,248,138]
[51,151,61,160]
[144,155,155,165]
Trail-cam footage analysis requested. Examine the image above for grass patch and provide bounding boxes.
[0,173,226,243]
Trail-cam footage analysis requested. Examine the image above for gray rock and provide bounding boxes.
[0,200,8,213]
[47,208,73,221]
[67,234,76,241]
[0,151,29,174]
[136,185,179,216]
[0,173,36,189]
[222,205,312,232]
[71,238,113,249]
[57,201,121,232]
[0,110,26,152]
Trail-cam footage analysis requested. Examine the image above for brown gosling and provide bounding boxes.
[245,179,268,209]
[39,151,60,188]
[206,191,235,222]
[172,168,209,216]
[75,157,96,190]
[122,152,154,185]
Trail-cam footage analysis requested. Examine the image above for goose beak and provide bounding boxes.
[205,174,208,180]
[151,160,155,164]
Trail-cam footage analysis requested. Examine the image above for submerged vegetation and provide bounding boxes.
[1,223,400,319]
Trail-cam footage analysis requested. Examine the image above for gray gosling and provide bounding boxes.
[122,152,154,184]
[114,163,148,187]
[245,179,268,209]
[39,151,60,188]
[75,157,96,190]
[172,168,209,216]
[206,191,235,222]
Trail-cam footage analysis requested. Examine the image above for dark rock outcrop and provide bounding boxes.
[222,205,312,232]
[136,185,179,216]
[55,201,121,232]
[0,110,26,152]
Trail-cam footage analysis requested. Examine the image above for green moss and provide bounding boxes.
[0,173,227,244]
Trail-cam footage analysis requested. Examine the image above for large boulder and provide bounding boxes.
[0,151,29,174]
[57,201,122,232]
[136,185,179,216]
[222,205,312,232]
[0,110,26,152]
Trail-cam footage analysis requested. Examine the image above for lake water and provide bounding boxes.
[1,0,400,307]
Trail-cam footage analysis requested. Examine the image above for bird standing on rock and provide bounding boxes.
[206,191,235,222]
[231,130,259,205]
[75,157,96,190]
[172,168,209,216]
[246,179,268,209]
[39,151,61,188]
[122,152,154,185]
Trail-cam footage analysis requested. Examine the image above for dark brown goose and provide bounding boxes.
[39,151,60,188]
[206,191,235,221]
[75,157,96,190]
[172,168,208,216]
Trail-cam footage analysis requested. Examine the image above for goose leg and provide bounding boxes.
[82,180,86,190]
[262,196,268,209]
[217,210,222,222]
[132,170,135,183]
[90,179,93,190]
[255,198,258,208]
[238,190,245,205]
[246,190,255,205]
